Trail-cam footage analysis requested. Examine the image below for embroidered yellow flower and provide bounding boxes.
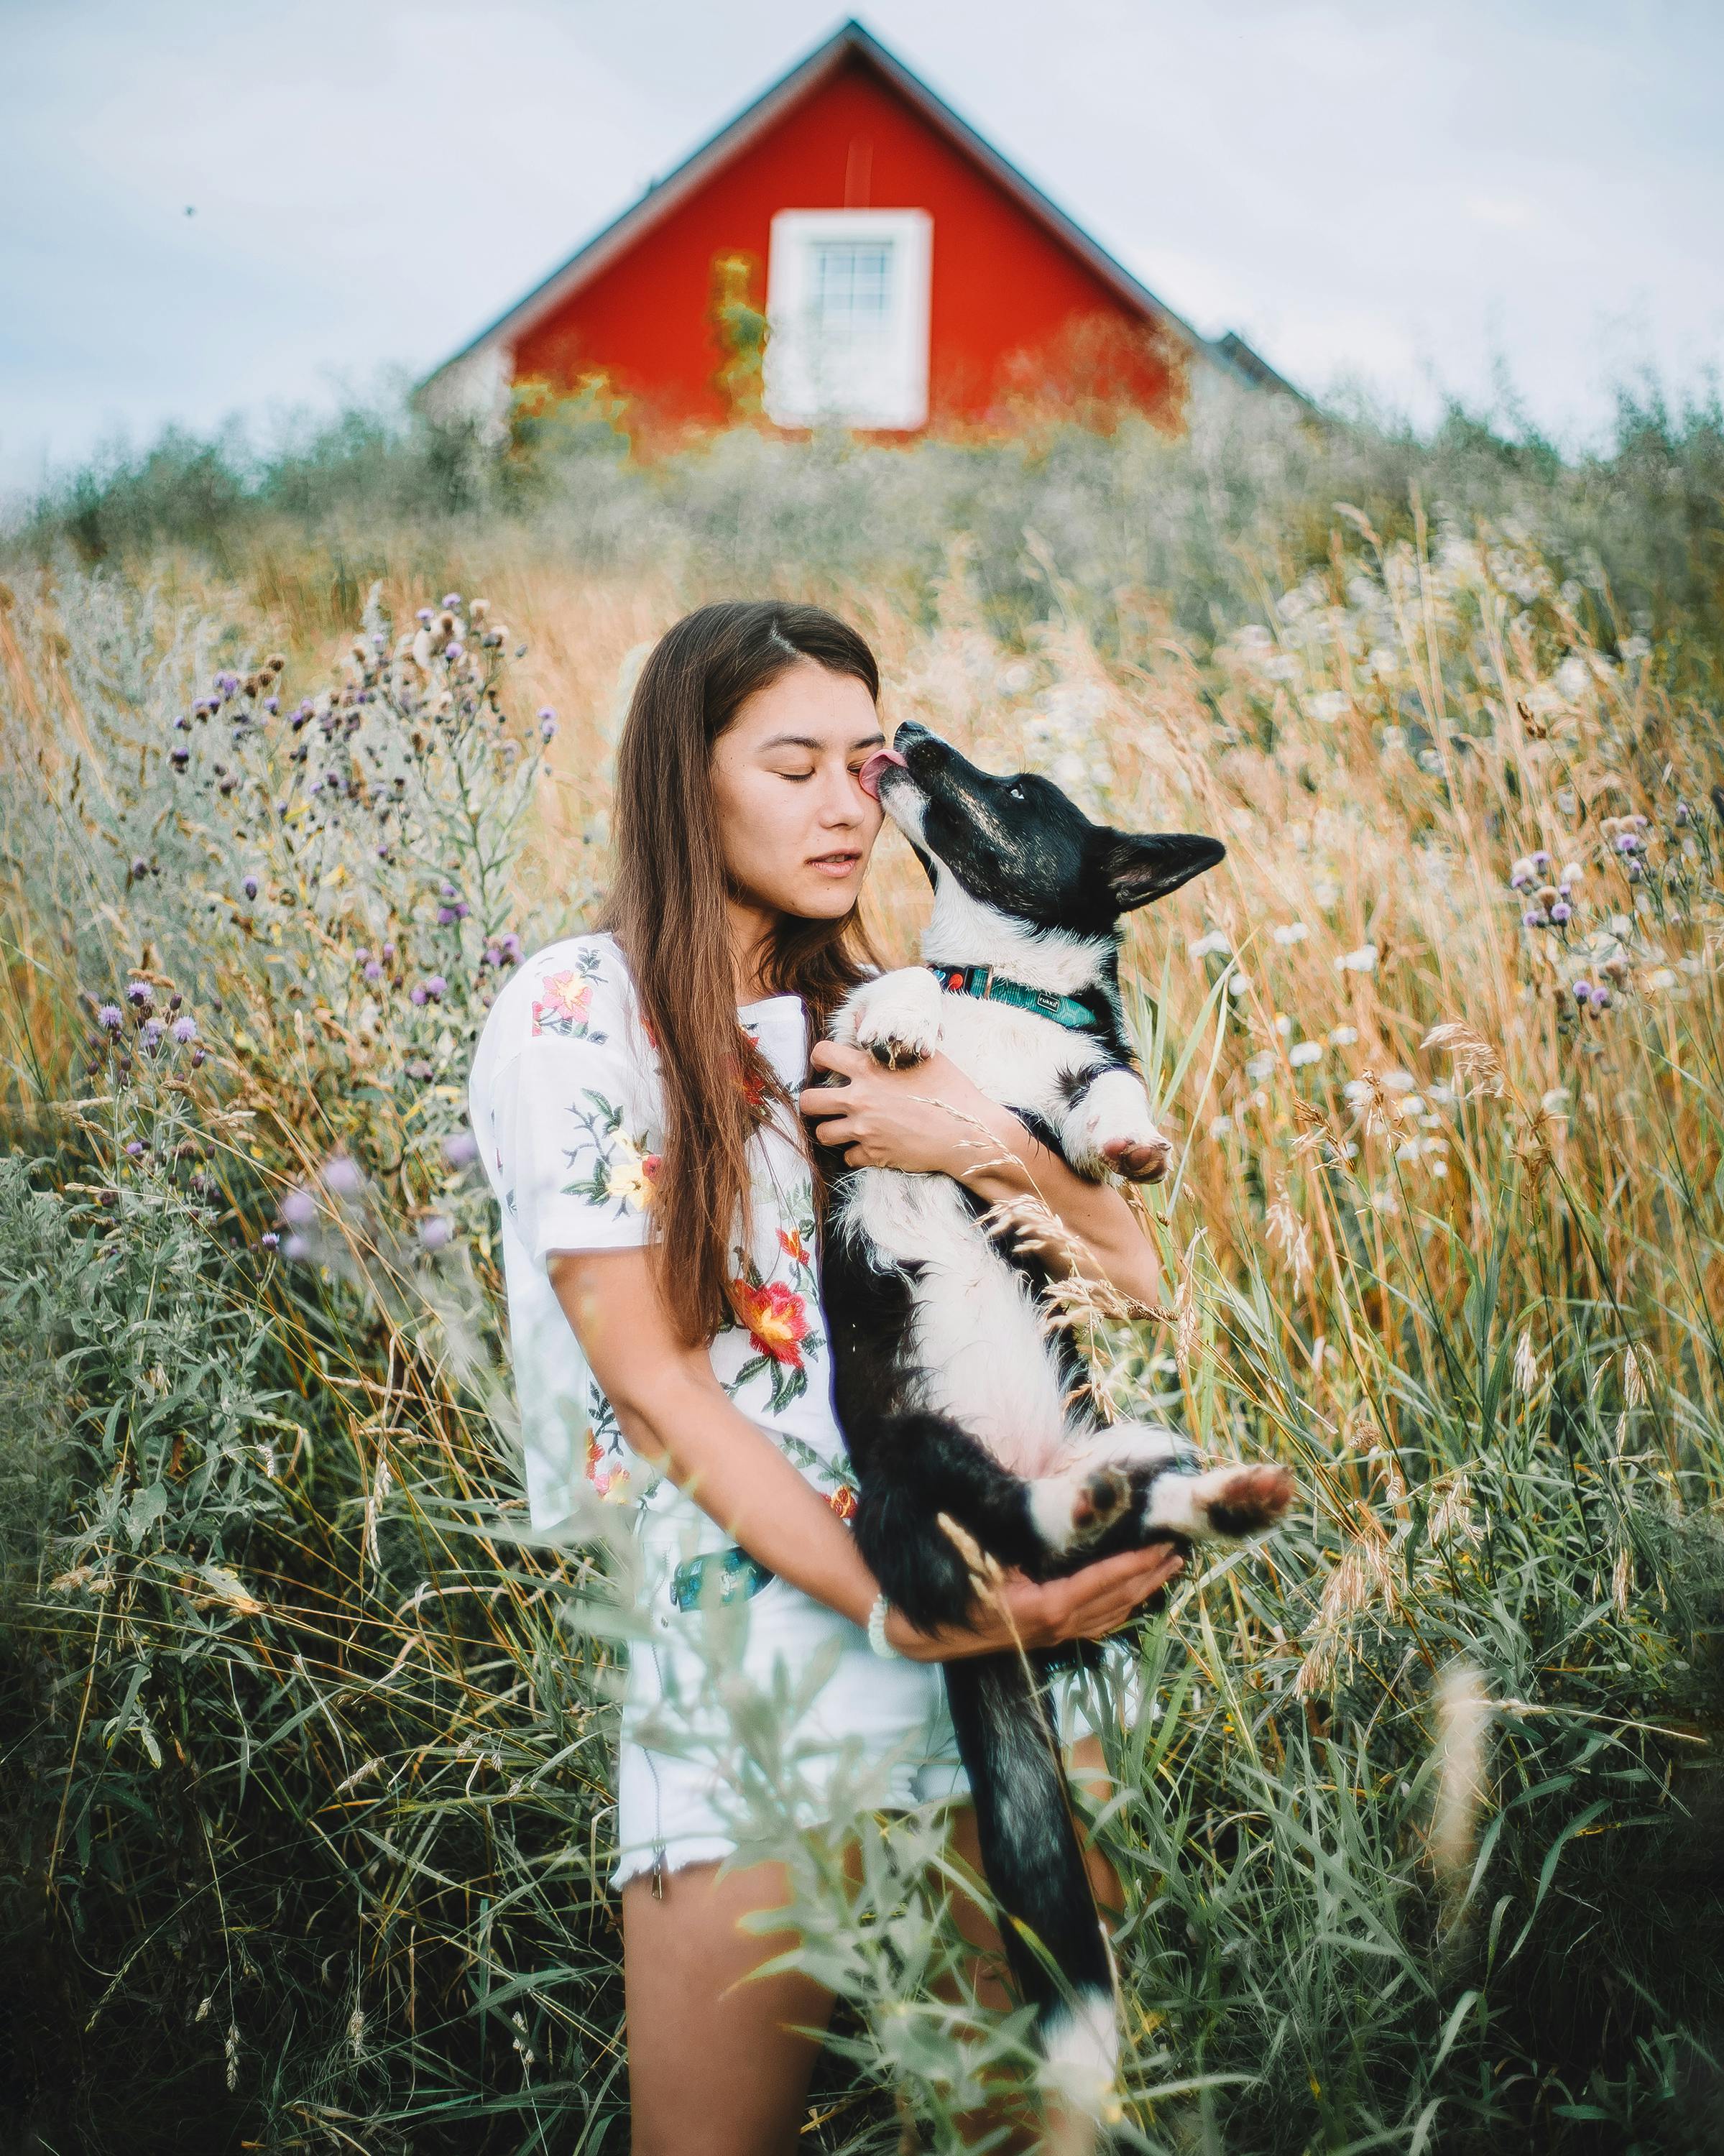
[604,1132,661,1211]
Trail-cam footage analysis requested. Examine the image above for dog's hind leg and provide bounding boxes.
[849,1411,1123,1632]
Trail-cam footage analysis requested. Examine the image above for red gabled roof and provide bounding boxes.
[424,17,1288,399]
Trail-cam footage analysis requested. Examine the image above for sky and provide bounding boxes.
[3,0,1721,499]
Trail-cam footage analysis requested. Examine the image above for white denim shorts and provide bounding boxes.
[607,1490,1133,1894]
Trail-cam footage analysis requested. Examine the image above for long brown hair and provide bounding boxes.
[598,601,879,1344]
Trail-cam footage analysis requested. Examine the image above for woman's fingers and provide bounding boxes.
[1052,1546,1184,1641]
[808,1039,870,1077]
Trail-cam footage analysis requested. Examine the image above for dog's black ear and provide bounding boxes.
[1100,831,1226,911]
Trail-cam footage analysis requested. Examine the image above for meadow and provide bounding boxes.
[1,374,1723,2153]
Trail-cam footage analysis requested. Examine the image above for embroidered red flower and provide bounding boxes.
[730,1277,810,1366]
[826,1483,858,1521]
[737,1051,771,1118]
[778,1225,809,1266]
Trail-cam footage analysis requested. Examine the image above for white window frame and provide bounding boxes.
[762,208,933,430]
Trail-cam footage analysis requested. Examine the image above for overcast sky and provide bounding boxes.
[3,0,1720,499]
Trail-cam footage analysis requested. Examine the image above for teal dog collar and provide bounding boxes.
[928,962,1103,1034]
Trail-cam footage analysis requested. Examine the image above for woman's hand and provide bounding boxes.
[882,1542,1185,1662]
[799,1038,1013,1176]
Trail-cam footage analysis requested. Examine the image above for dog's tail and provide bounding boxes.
[943,1649,1117,2131]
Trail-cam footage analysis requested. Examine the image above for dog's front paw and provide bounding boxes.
[843,967,944,1069]
[1062,1068,1174,1183]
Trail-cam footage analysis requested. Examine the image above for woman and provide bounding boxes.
[468,601,1183,2153]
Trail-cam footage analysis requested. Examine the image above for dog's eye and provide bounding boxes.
[1008,783,1026,801]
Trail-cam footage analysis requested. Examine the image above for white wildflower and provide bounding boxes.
[1273,921,1310,945]
[1290,1041,1323,1068]
[1428,1661,1493,1904]
[1335,944,1378,974]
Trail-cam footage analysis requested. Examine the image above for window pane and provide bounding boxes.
[811,241,895,340]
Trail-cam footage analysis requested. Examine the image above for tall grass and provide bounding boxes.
[2,387,1723,2152]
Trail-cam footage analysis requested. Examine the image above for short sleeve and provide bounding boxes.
[484,1029,661,1270]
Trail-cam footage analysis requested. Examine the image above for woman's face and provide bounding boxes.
[709,660,886,921]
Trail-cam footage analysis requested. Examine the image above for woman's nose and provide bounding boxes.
[819,772,867,823]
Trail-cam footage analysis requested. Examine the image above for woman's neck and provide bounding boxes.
[726,893,780,1005]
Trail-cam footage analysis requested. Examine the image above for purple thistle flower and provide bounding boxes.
[418,1214,453,1251]
[259,1230,280,1253]
[129,856,148,880]
[410,982,428,1006]
[322,1153,363,1197]
[1615,832,1640,854]
[243,876,259,900]
[441,593,461,609]
[190,1046,206,1068]
[172,1015,197,1044]
[443,1130,479,1166]
[280,1187,316,1227]
[539,716,557,742]
[445,642,465,661]
[1549,900,1572,924]
[282,1233,310,1261]
[1592,986,1613,1010]
[98,1004,123,1033]
[1531,849,1551,871]
[436,905,456,926]
[1573,980,1592,1005]
[363,959,384,984]
[1522,908,1549,929]
[1675,802,1691,826]
[170,747,189,770]
[423,975,446,1002]
[382,941,397,962]
[124,1140,145,1158]
[1509,870,1533,893]
[499,932,521,962]
[141,1018,163,1052]
[377,844,392,862]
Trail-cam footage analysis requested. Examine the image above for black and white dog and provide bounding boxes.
[821,721,1293,2122]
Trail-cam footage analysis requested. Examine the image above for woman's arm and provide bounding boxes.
[798,1041,1165,1311]
[549,1245,1181,1657]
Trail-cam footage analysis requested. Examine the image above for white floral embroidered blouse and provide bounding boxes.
[467,931,860,1537]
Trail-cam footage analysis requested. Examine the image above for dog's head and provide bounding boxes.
[860,722,1224,939]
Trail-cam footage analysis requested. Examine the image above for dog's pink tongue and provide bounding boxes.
[857,746,908,801]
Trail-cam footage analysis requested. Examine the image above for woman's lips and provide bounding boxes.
[808,850,862,877]
[857,746,908,801]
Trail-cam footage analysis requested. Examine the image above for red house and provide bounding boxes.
[421,18,1295,443]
